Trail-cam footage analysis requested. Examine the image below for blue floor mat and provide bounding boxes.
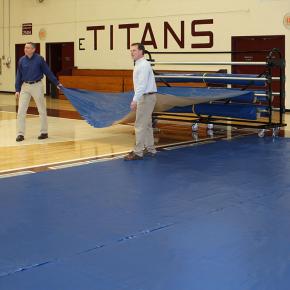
[1,136,290,289]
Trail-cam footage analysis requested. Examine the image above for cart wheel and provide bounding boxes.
[258,129,265,138]
[272,127,280,137]
[207,123,214,130]
[192,123,198,132]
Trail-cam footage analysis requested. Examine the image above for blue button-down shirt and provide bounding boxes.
[15,53,59,92]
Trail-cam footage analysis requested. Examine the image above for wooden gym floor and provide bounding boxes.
[0,92,289,175]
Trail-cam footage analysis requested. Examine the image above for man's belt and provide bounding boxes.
[144,92,157,95]
[24,79,42,84]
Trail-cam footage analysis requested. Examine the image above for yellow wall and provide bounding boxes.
[0,0,289,107]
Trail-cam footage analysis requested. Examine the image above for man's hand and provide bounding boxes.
[57,83,64,90]
[130,100,137,111]
[15,92,20,100]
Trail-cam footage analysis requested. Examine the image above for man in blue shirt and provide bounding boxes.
[15,42,63,142]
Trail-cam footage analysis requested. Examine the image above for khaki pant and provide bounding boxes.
[17,82,47,136]
[134,94,156,156]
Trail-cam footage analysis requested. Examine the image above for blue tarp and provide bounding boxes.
[62,87,259,127]
[62,88,133,127]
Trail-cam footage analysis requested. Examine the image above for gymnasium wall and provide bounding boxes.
[0,0,289,107]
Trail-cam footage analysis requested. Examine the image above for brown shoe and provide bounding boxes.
[38,133,48,140]
[143,148,157,157]
[16,135,24,142]
[124,151,143,161]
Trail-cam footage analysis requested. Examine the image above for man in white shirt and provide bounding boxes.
[124,43,157,161]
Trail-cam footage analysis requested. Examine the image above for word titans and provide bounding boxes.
[79,19,214,51]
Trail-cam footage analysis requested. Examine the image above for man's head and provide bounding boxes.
[130,43,145,61]
[24,42,36,58]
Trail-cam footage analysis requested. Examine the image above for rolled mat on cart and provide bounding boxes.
[155,73,266,86]
[166,103,260,120]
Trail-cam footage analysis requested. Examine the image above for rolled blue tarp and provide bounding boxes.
[155,73,266,86]
[194,103,258,120]
[167,103,259,120]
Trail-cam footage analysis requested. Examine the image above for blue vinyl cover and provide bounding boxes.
[167,103,258,120]
[62,87,257,127]
[62,88,133,127]
[1,137,290,290]
[194,103,257,119]
[158,87,259,119]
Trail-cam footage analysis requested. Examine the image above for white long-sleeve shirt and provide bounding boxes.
[133,57,157,102]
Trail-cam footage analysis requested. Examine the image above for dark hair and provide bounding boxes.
[131,42,145,55]
[26,42,36,49]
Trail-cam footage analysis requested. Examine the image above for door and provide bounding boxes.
[46,42,74,97]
